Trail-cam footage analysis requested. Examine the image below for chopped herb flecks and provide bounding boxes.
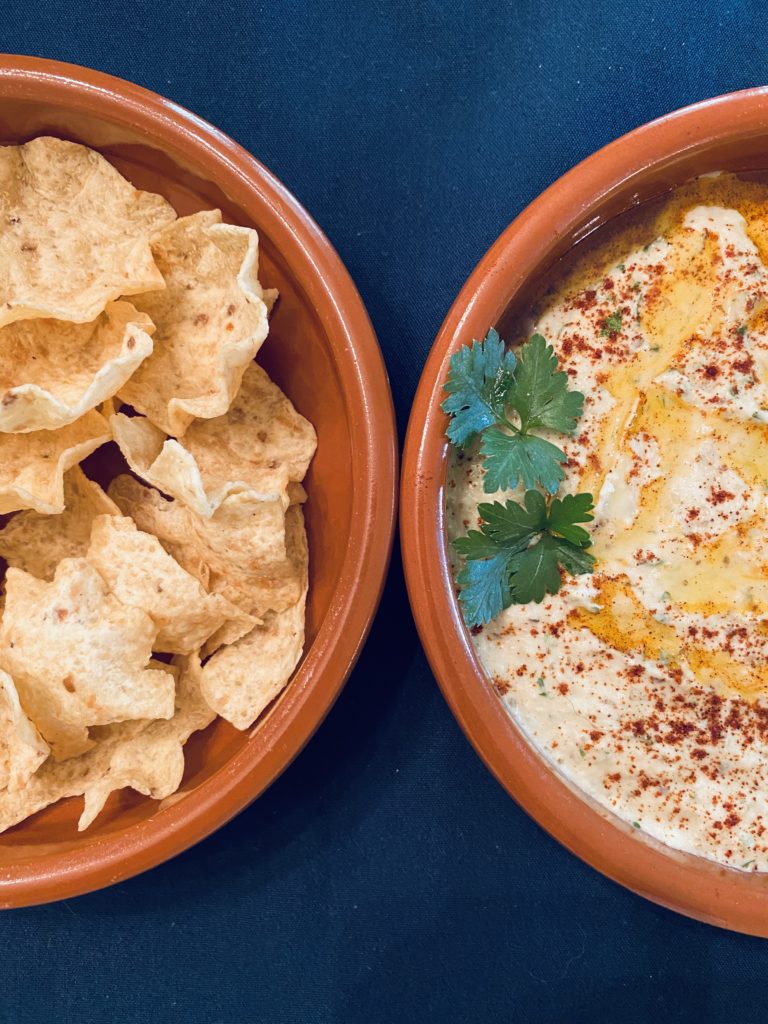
[601,310,624,336]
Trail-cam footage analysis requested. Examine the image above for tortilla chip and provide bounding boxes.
[0,408,111,514]
[0,655,214,833]
[189,361,317,483]
[200,615,258,654]
[204,503,308,625]
[0,668,49,792]
[112,362,313,517]
[87,514,250,654]
[109,474,307,622]
[199,593,306,729]
[0,137,175,327]
[111,410,289,518]
[0,467,118,579]
[0,559,174,759]
[0,301,154,432]
[118,210,270,436]
[107,474,211,587]
[77,654,214,829]
[288,482,308,505]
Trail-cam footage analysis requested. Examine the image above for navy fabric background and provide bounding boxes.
[1,2,768,1021]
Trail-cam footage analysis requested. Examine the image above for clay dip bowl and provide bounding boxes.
[402,89,768,936]
[0,56,397,907]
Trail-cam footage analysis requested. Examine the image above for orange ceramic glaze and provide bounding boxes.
[401,88,768,937]
[0,55,397,907]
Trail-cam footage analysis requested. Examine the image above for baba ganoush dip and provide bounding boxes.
[447,174,768,871]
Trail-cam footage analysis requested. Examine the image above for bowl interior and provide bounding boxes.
[404,91,768,936]
[0,100,353,866]
[498,137,768,335]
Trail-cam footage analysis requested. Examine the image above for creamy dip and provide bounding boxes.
[447,174,768,871]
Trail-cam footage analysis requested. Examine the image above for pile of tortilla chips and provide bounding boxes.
[0,138,316,832]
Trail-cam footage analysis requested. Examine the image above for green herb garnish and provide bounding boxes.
[601,309,624,336]
[444,330,595,627]
[444,331,593,626]
[443,332,584,494]
[450,348,602,630]
[452,490,595,624]
[441,327,518,449]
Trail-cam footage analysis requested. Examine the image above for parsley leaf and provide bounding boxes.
[480,427,566,494]
[547,492,595,546]
[546,535,596,577]
[507,535,563,603]
[476,490,547,544]
[453,529,505,560]
[455,550,512,628]
[453,491,596,625]
[506,333,584,434]
[441,328,517,448]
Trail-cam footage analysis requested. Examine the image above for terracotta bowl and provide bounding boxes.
[402,88,768,937]
[0,56,397,907]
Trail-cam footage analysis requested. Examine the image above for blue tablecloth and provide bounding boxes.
[3,2,768,1021]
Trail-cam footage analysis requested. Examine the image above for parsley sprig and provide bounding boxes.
[442,329,596,627]
[443,330,583,494]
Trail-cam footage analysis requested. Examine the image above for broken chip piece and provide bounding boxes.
[111,361,315,517]
[109,475,307,622]
[111,410,290,519]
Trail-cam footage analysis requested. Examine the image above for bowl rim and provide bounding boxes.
[0,55,398,907]
[401,86,768,937]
